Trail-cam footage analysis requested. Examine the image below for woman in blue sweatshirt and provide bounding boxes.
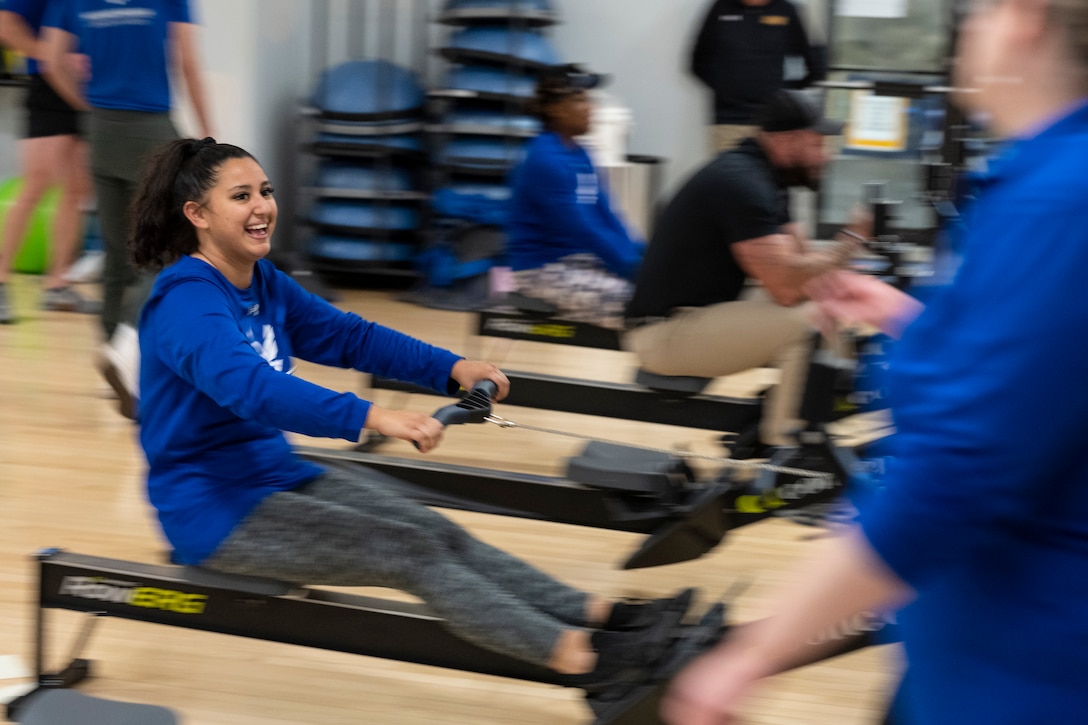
[129,137,690,685]
[507,65,645,329]
[664,1,1088,723]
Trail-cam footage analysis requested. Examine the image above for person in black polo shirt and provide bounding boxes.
[625,90,864,451]
[690,0,824,152]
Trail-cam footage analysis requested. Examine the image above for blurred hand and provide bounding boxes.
[66,52,90,83]
[451,360,510,401]
[846,203,875,240]
[661,647,762,725]
[805,270,923,338]
[825,237,859,268]
[364,406,445,453]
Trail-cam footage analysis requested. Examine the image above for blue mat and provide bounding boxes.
[311,200,420,232]
[445,0,553,10]
[313,161,415,193]
[439,137,527,168]
[443,108,541,135]
[313,59,425,120]
[310,236,416,263]
[441,27,558,69]
[444,65,537,100]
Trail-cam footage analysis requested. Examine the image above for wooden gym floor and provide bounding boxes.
[0,274,898,724]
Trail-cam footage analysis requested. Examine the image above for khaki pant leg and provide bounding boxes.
[624,299,813,446]
[711,124,759,154]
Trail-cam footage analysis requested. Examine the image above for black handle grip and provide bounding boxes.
[433,379,498,426]
[414,380,499,450]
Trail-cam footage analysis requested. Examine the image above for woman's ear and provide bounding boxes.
[183,200,208,229]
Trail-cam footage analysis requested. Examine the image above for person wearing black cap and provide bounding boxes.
[690,0,824,152]
[506,64,645,330]
[625,89,863,451]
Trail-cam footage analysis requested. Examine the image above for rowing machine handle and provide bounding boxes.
[413,380,499,450]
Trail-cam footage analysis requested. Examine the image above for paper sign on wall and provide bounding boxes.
[837,0,909,18]
[845,90,910,152]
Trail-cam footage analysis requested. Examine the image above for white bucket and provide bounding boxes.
[578,93,633,168]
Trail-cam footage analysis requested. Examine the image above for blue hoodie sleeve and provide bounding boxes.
[519,141,644,279]
[270,265,462,394]
[151,278,380,442]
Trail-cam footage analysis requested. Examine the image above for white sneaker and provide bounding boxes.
[97,323,140,420]
[63,250,105,284]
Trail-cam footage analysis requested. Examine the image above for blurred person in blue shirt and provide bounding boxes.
[663,1,1088,723]
[0,0,95,322]
[39,0,211,419]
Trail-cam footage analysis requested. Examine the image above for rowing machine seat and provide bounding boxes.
[634,370,712,396]
[565,442,691,496]
[166,552,297,597]
[496,291,558,316]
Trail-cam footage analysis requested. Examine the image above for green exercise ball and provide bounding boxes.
[0,177,60,274]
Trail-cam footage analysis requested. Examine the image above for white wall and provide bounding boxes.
[0,0,835,223]
[548,0,711,199]
[178,0,314,252]
[550,0,826,199]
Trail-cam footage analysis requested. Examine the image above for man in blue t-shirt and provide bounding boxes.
[39,0,211,419]
[507,64,645,330]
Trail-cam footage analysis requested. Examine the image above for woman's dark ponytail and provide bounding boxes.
[128,138,255,270]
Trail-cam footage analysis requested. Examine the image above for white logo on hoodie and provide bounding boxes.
[252,324,284,372]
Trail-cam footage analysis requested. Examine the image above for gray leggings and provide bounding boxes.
[204,466,589,665]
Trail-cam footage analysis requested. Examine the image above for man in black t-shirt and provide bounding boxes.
[625,90,864,449]
[690,0,824,152]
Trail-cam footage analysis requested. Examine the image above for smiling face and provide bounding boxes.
[184,156,277,267]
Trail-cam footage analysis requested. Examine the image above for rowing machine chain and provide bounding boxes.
[482,415,835,481]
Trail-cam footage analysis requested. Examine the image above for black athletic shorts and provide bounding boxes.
[25,74,82,138]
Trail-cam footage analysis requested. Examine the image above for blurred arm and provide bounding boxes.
[689,1,718,87]
[0,10,39,58]
[38,25,89,111]
[786,3,825,87]
[733,230,856,306]
[662,530,911,725]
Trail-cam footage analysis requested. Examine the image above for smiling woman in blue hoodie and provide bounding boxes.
[127,137,690,684]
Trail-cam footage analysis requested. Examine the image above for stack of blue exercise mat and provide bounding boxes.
[415,0,560,295]
[433,0,558,187]
[306,59,430,271]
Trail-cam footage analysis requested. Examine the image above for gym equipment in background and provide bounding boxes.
[303,59,430,275]
[0,178,60,274]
